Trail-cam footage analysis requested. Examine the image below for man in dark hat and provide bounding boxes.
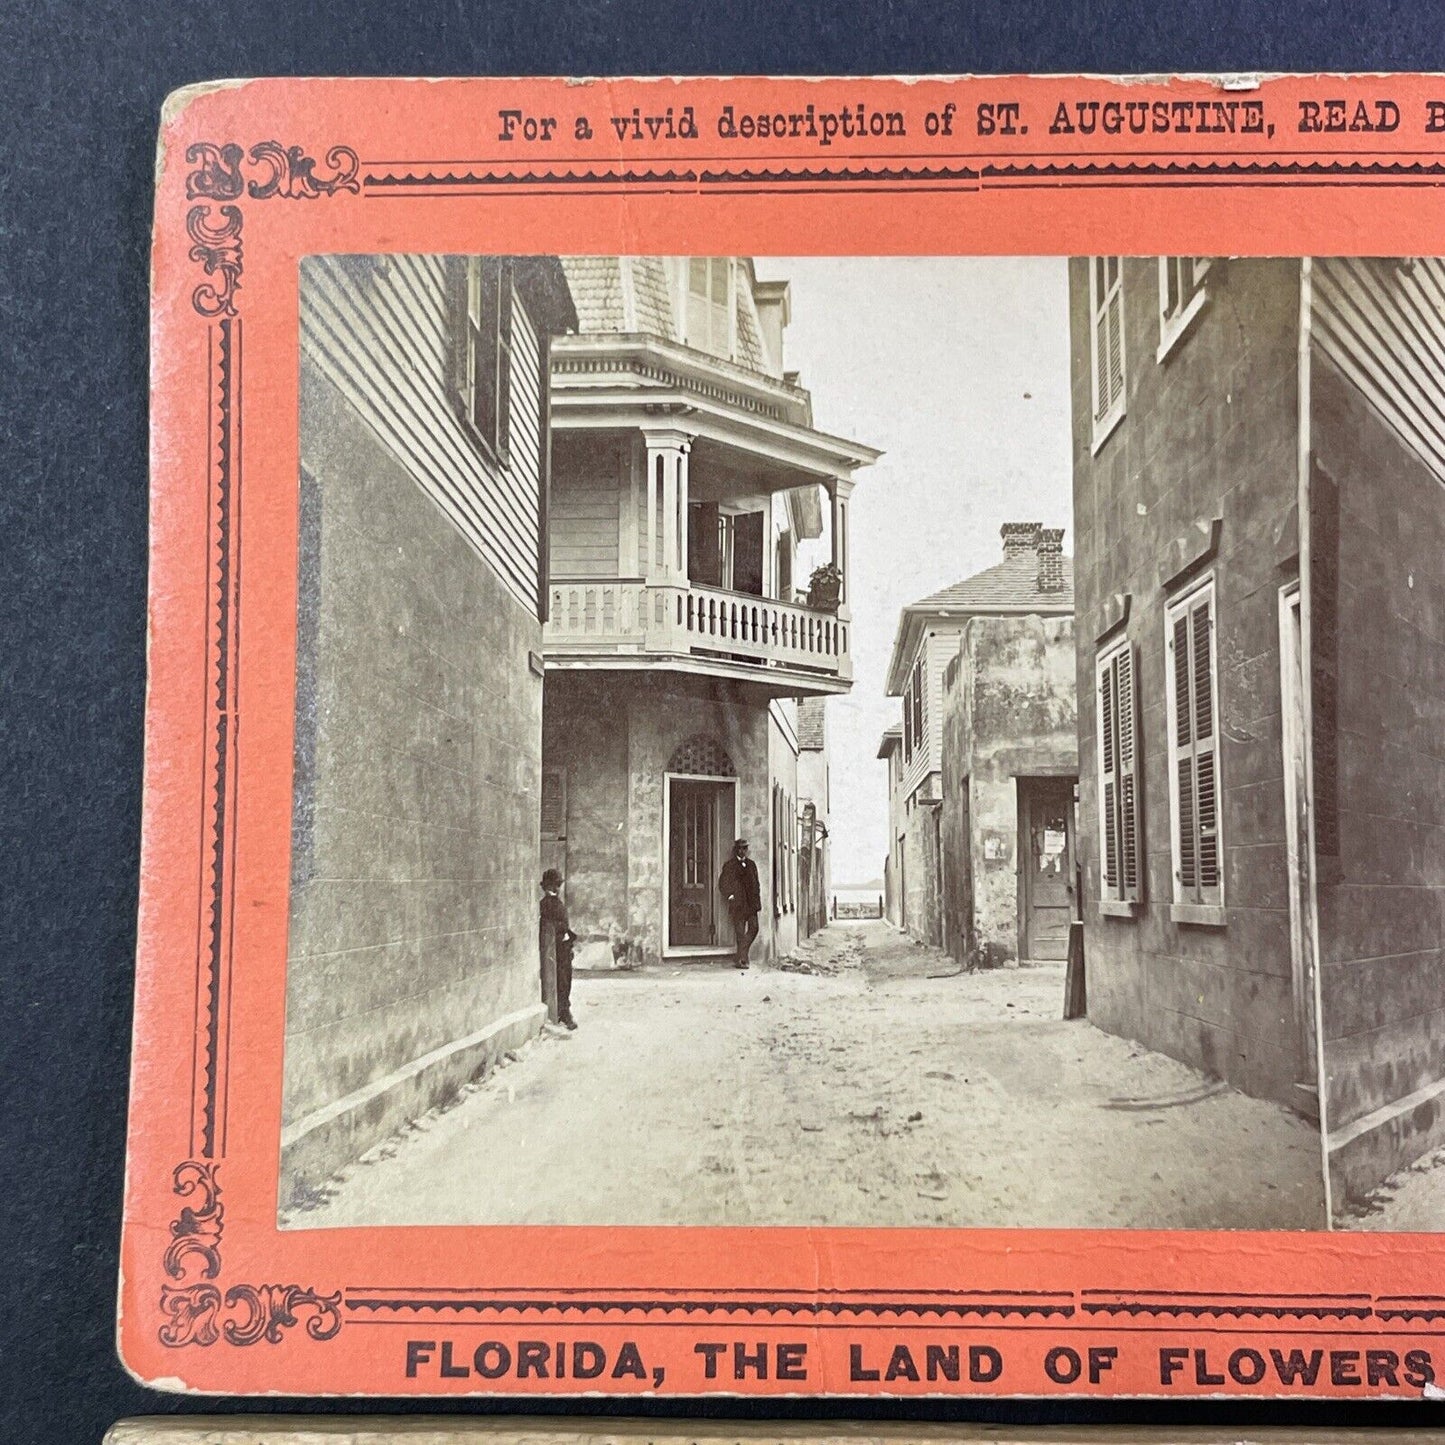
[718,838,762,970]
[539,868,577,1029]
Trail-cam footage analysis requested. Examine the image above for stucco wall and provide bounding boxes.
[940,615,1077,967]
[1313,354,1445,1202]
[284,363,545,1193]
[971,615,1078,964]
[542,672,776,964]
[902,800,943,948]
[1071,257,1304,1110]
[769,708,801,958]
[940,644,974,962]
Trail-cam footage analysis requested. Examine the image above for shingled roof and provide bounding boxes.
[559,256,628,333]
[885,523,1074,696]
[910,550,1074,614]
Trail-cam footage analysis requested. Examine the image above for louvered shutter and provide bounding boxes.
[1116,642,1142,902]
[1092,257,1125,427]
[1105,267,1124,412]
[1170,589,1221,905]
[1099,642,1143,905]
[1191,598,1220,897]
[540,769,567,841]
[1098,656,1119,894]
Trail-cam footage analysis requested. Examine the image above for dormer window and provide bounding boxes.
[686,257,733,356]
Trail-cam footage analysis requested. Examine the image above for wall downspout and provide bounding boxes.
[1298,256,1334,1228]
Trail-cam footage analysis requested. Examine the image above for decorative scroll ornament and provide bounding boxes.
[184,142,245,200]
[181,139,359,316]
[158,1160,342,1348]
[247,141,360,199]
[162,1160,223,1280]
[223,1284,344,1345]
[186,205,243,317]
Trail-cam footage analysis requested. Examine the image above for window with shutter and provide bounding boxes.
[1089,256,1126,449]
[1167,580,1223,910]
[1096,639,1143,907]
[1157,257,1211,359]
[452,256,514,462]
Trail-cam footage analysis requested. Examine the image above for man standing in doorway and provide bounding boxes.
[719,838,762,970]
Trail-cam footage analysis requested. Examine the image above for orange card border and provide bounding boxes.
[123,73,1445,1401]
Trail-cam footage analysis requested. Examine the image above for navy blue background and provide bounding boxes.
[3,3,1444,1440]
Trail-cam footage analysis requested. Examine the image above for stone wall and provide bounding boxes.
[283,364,546,1200]
[1070,257,1305,1110]
[1313,354,1445,1201]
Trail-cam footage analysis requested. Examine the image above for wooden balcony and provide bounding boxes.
[543,577,852,694]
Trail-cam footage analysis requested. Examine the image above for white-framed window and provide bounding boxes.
[685,256,734,357]
[1166,578,1223,914]
[1157,257,1211,360]
[1089,256,1126,451]
[1096,638,1143,907]
[451,256,514,462]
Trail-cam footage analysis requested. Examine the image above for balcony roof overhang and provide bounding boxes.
[551,333,881,486]
[542,651,852,700]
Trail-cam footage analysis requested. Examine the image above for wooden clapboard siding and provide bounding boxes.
[299,254,547,613]
[1313,257,1445,488]
[899,628,963,804]
[551,467,621,577]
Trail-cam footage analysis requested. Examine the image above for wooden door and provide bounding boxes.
[669,780,717,947]
[732,511,765,595]
[688,501,720,586]
[1021,778,1075,961]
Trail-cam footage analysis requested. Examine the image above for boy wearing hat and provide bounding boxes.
[539,868,577,1029]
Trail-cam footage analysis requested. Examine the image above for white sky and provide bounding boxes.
[753,257,1074,887]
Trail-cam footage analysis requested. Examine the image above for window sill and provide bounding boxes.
[1090,404,1125,456]
[1157,289,1209,363]
[1098,899,1140,919]
[1171,902,1227,927]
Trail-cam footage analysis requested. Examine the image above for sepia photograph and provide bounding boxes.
[274,247,1445,1234]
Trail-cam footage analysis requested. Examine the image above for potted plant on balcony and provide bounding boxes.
[806,562,844,613]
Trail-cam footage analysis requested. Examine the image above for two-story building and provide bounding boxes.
[541,257,879,969]
[1071,254,1445,1211]
[284,253,577,1200]
[884,524,1074,954]
[937,527,1078,968]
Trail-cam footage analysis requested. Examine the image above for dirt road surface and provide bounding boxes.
[283,921,1326,1231]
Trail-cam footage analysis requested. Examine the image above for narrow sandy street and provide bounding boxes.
[283,921,1325,1232]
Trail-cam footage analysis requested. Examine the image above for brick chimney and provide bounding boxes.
[1000,521,1043,559]
[1037,527,1066,592]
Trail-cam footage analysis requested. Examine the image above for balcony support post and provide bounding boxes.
[641,426,693,584]
[829,476,855,619]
